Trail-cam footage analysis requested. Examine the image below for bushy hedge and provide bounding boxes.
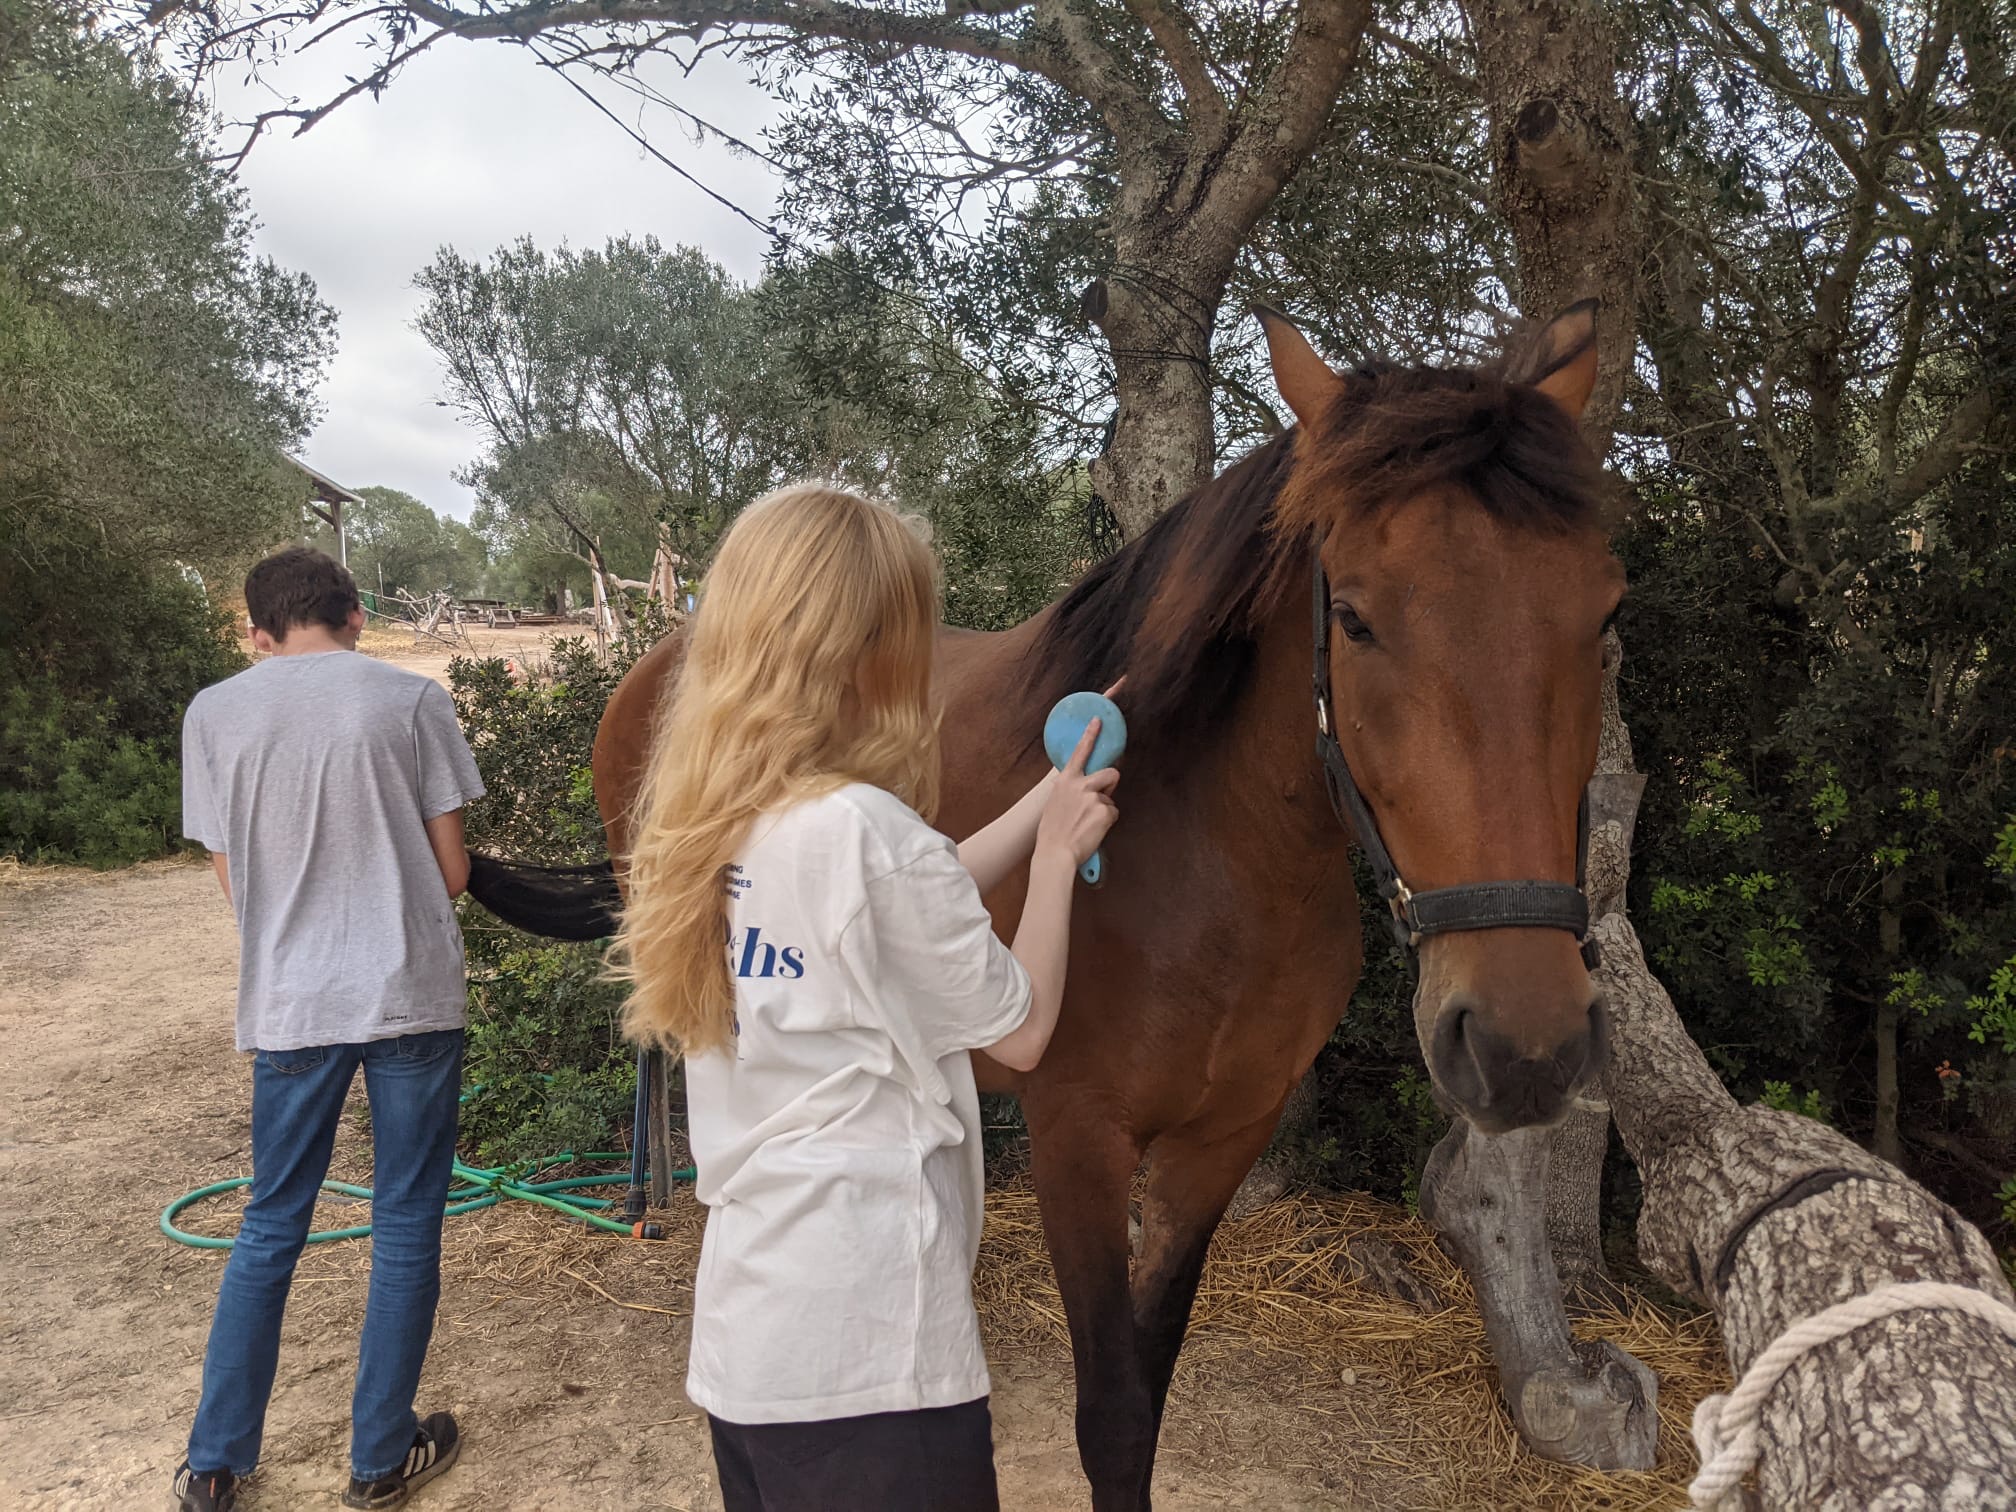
[0,532,246,867]
[450,620,662,1163]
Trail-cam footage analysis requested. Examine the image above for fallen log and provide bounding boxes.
[1592,905,2016,1509]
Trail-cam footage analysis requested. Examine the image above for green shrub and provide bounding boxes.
[0,681,183,866]
[451,616,663,1162]
[0,530,245,867]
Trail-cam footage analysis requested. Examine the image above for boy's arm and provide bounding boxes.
[208,850,231,906]
[425,809,471,898]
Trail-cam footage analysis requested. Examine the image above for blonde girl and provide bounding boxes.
[612,483,1118,1511]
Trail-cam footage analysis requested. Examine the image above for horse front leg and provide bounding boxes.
[1132,1112,1284,1443]
[1419,1117,1658,1469]
[1025,1096,1154,1512]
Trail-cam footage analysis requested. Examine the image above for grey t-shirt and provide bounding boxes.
[181,651,486,1051]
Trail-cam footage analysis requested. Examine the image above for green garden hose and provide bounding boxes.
[160,1084,697,1250]
[161,1153,697,1250]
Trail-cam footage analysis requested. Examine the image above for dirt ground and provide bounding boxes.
[0,856,1723,1511]
[350,622,584,690]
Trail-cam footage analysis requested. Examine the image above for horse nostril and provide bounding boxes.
[1430,1000,1484,1103]
[1432,1001,1475,1062]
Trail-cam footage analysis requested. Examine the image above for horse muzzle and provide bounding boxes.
[1425,991,1610,1134]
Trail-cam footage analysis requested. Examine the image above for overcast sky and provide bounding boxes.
[211,40,783,520]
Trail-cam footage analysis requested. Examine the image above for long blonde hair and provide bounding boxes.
[611,483,942,1054]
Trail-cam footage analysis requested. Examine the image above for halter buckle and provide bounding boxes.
[1388,879,1422,949]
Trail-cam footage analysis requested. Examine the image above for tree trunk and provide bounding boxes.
[1873,868,1905,1164]
[1460,0,1638,434]
[1544,635,1642,1300]
[1592,905,2016,1508]
[1421,1117,1658,1468]
[1083,261,1221,539]
[1461,0,1640,1296]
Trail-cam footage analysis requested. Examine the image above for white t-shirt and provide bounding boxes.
[683,783,1033,1425]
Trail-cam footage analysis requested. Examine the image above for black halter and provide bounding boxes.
[1312,546,1598,968]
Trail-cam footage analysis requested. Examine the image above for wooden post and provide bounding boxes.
[647,1048,678,1209]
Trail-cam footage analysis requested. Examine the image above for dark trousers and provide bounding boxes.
[708,1397,1000,1512]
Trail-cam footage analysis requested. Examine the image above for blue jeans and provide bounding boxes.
[186,1028,464,1480]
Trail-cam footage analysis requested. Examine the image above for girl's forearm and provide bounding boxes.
[956,771,1056,896]
[985,843,1077,1073]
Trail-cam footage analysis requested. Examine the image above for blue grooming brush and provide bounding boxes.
[1042,691,1127,886]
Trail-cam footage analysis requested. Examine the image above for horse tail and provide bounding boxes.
[466,852,622,942]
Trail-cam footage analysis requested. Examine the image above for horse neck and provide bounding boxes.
[1155,561,1354,888]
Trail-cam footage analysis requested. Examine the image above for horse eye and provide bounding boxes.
[1336,604,1375,644]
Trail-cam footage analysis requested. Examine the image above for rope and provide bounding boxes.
[1689,1279,2016,1508]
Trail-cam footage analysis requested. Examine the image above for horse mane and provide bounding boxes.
[1024,360,1615,763]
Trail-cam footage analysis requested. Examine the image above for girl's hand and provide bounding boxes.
[1037,719,1120,868]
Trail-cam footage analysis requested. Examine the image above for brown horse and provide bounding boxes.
[471,302,1624,1510]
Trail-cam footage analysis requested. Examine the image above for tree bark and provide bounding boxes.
[1544,636,1643,1300]
[1420,1117,1659,1469]
[1592,905,2016,1508]
[1461,0,1641,1295]
[1084,263,1222,539]
[1459,0,1639,436]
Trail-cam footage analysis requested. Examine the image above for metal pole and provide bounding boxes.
[624,1047,660,1237]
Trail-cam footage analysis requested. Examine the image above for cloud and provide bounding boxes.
[211,38,781,519]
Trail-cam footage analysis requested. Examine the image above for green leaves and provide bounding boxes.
[449,619,668,1160]
[1966,959,2016,1056]
[1760,1080,1828,1123]
[0,3,333,576]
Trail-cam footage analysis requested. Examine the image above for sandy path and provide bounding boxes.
[0,862,1357,1512]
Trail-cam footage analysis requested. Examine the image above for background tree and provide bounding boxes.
[418,236,785,609]
[160,0,1385,536]
[420,236,1100,624]
[1620,0,2016,1189]
[1,0,333,866]
[302,485,488,599]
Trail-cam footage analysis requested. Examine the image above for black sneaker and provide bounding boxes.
[341,1412,462,1509]
[169,1463,237,1512]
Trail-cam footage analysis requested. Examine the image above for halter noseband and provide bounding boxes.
[1312,543,1598,969]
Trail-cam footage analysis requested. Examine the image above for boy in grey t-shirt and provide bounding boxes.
[172,548,481,1512]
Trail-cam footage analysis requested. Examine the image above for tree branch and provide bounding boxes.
[398,0,1150,134]
[1369,23,1476,94]
[1202,0,1372,235]
[1893,385,1994,504]
[1119,0,1226,139]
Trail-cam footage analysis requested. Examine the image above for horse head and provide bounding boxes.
[1263,303,1625,1134]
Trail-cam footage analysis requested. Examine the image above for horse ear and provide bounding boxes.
[1514,298,1600,420]
[1255,306,1340,428]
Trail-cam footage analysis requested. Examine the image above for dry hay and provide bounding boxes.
[179,1151,1724,1510]
[974,1182,1725,1511]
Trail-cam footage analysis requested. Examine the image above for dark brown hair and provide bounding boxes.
[1026,360,1616,763]
[244,546,360,641]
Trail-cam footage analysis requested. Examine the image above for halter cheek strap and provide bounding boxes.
[1312,547,1598,968]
